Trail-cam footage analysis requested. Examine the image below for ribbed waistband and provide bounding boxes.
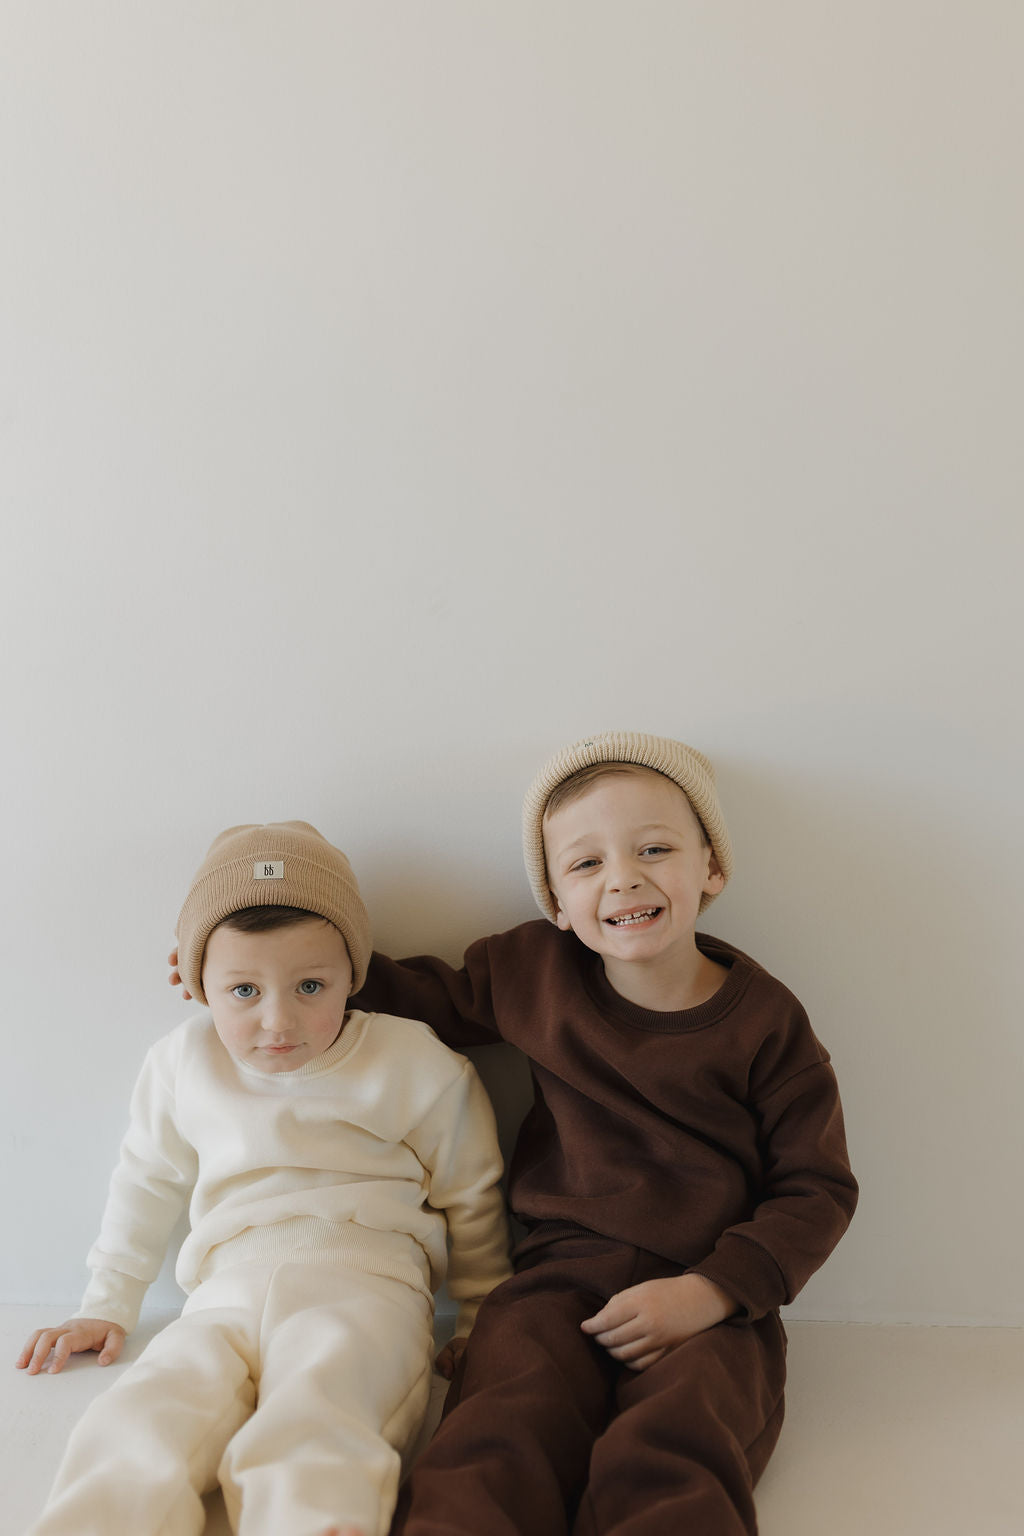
[194,1216,433,1300]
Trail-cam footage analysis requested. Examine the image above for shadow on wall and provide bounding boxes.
[463,1041,534,1179]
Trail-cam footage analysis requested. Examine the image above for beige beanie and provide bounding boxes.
[176,822,371,1003]
[522,731,733,921]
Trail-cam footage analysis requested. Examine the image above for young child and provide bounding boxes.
[17,821,511,1536]
[348,730,859,1536]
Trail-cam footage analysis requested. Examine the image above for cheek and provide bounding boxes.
[210,1009,252,1051]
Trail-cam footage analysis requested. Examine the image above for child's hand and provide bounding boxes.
[434,1334,469,1380]
[16,1318,126,1375]
[580,1274,736,1372]
[167,945,192,1001]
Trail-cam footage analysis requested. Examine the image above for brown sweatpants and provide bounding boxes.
[393,1224,787,1536]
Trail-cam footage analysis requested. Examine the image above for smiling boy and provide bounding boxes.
[348,731,858,1536]
[542,760,728,1014]
[18,822,510,1536]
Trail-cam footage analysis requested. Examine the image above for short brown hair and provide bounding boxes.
[213,905,333,936]
[543,762,710,845]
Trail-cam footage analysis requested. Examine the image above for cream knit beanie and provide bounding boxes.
[176,822,371,1003]
[522,731,733,920]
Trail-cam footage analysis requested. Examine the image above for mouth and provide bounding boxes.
[604,906,662,928]
[262,1043,298,1053]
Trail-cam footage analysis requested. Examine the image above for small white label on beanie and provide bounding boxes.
[254,861,284,880]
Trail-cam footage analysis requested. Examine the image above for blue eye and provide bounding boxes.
[570,858,600,873]
[641,845,670,857]
[298,980,323,996]
[232,984,257,999]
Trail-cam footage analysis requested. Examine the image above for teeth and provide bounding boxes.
[608,909,658,925]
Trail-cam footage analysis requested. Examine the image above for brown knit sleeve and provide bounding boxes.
[350,939,503,1049]
[690,1056,858,1318]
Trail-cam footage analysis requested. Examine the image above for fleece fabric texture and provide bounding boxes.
[353,925,858,1320]
[32,1255,434,1536]
[75,1008,511,1338]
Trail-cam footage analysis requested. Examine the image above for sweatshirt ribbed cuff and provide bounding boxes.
[75,1270,148,1335]
[689,1232,789,1321]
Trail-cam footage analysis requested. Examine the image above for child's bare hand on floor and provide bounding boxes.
[434,1334,468,1380]
[581,1275,736,1371]
[16,1318,126,1375]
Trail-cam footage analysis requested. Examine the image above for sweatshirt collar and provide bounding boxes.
[232,1008,368,1082]
[580,935,751,1034]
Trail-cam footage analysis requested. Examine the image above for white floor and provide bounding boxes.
[4,1306,1022,1536]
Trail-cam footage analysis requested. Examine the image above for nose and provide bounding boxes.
[262,999,299,1038]
[606,856,642,893]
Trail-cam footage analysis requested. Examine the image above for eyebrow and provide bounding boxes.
[553,823,679,855]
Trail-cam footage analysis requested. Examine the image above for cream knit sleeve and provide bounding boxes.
[75,1031,199,1334]
[404,1059,512,1337]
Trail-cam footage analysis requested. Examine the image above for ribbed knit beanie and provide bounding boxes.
[176,822,371,1003]
[522,731,733,920]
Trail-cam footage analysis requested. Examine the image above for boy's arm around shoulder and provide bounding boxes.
[74,1025,199,1335]
[350,933,506,1050]
[401,1041,512,1338]
[691,988,858,1321]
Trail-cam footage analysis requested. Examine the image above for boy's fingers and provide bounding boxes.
[31,1332,59,1372]
[433,1335,468,1379]
[581,1301,624,1333]
[27,1331,60,1374]
[581,1298,638,1337]
[591,1311,649,1346]
[167,970,193,1001]
[15,1330,44,1369]
[624,1347,666,1373]
[167,948,191,997]
[18,1322,124,1374]
[603,1332,656,1361]
[50,1334,74,1373]
[98,1328,124,1366]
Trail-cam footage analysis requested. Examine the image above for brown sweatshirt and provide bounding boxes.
[353,923,857,1320]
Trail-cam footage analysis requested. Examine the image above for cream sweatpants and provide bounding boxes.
[28,1244,434,1536]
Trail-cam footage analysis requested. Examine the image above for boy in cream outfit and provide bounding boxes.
[17,822,511,1536]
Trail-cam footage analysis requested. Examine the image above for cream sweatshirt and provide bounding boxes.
[76,1009,511,1337]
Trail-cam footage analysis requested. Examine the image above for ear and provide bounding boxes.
[551,890,574,932]
[703,851,726,897]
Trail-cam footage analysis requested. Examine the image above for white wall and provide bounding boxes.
[2,2,1021,1326]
